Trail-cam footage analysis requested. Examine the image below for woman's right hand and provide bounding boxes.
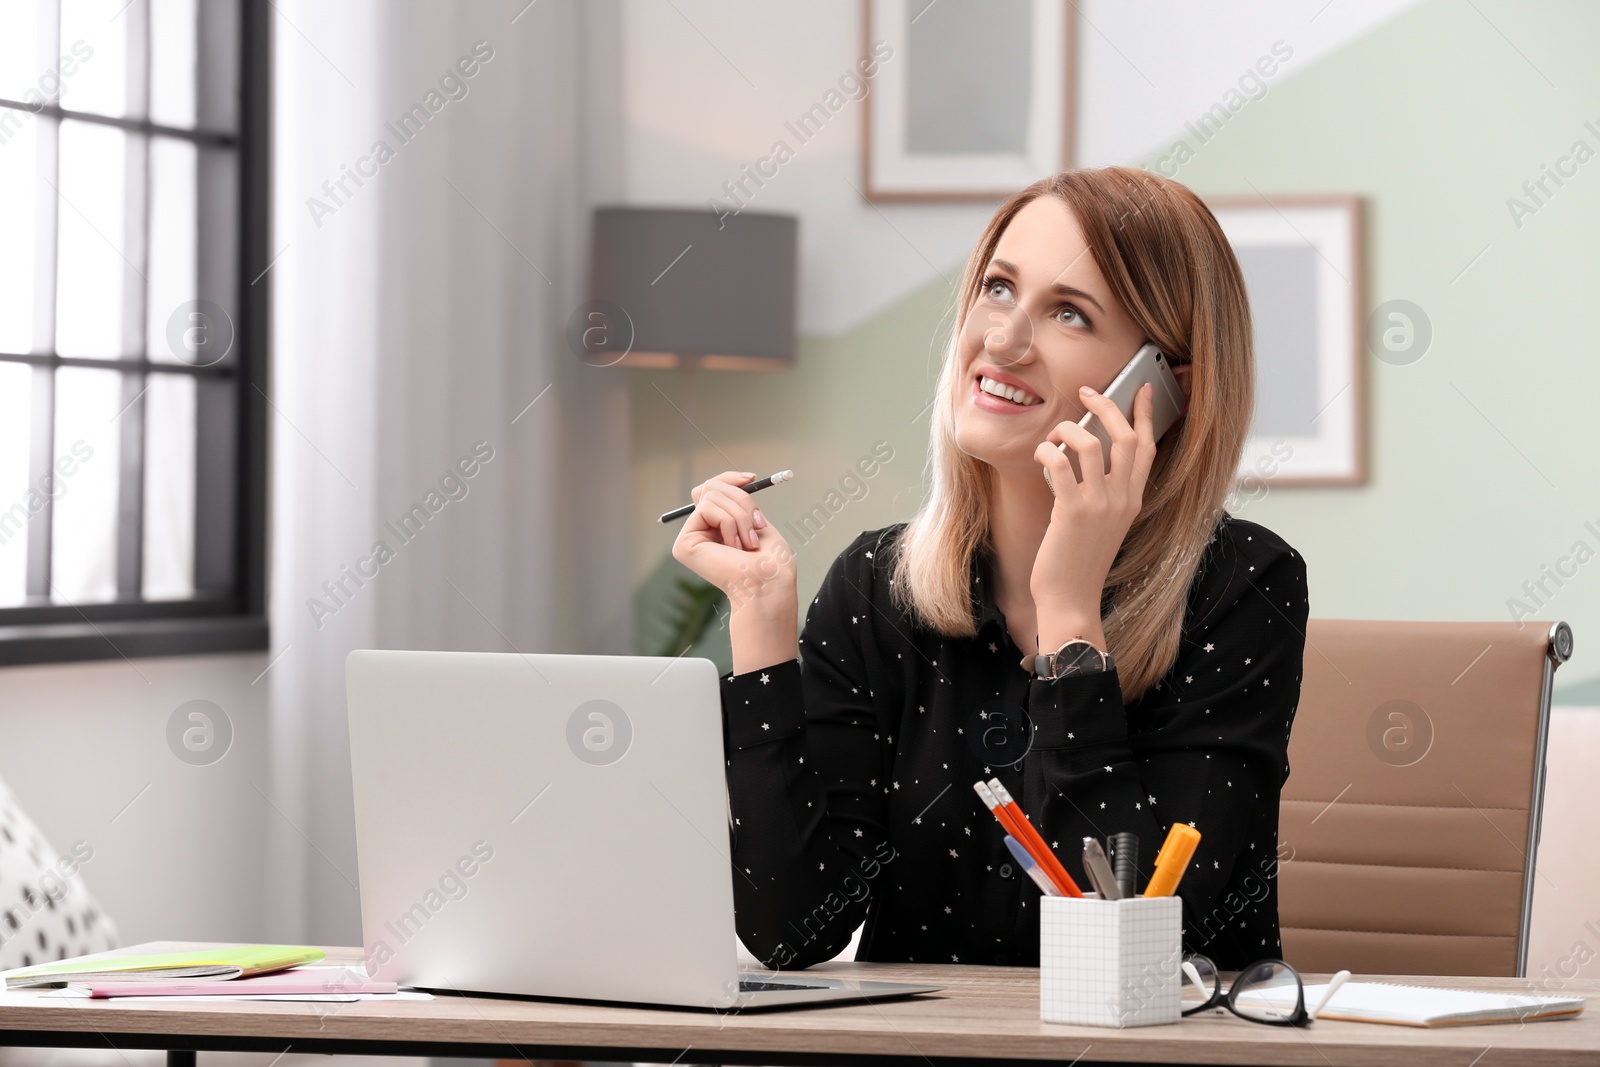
[670,471,798,613]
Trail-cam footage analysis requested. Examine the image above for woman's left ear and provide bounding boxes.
[1170,361,1194,403]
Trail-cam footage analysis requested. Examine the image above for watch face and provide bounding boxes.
[1063,643,1102,671]
[1046,640,1107,678]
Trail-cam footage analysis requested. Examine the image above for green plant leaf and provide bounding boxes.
[658,576,728,658]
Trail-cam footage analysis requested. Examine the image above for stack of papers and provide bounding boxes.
[5,947,431,1003]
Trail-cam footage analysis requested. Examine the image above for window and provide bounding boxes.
[0,0,267,664]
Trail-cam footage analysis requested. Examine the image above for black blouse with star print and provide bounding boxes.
[718,513,1309,972]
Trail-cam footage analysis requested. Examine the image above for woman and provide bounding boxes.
[671,166,1308,972]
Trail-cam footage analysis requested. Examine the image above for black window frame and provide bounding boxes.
[0,0,269,666]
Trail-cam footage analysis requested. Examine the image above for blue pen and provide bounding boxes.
[1003,834,1062,897]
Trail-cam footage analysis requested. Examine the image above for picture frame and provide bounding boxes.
[861,0,1076,201]
[1205,195,1367,488]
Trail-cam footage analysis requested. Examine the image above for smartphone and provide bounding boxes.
[1055,342,1187,483]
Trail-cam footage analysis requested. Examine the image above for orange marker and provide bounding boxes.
[985,778,1084,897]
[1142,823,1202,897]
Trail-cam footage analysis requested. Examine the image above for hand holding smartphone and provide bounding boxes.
[1050,342,1187,487]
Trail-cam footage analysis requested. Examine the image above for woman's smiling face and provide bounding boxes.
[953,196,1150,473]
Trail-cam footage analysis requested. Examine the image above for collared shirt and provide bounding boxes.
[719,514,1308,971]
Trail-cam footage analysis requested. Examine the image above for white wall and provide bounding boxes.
[0,653,269,945]
[619,0,1424,335]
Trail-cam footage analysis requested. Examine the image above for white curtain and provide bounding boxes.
[267,0,631,945]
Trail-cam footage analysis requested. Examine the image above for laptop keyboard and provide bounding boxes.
[738,978,828,993]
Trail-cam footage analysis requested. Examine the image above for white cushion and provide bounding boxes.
[0,775,118,972]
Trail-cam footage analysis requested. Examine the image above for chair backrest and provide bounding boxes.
[1278,618,1572,977]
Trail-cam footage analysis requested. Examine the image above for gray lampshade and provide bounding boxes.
[586,206,798,371]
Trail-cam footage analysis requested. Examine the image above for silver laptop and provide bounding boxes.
[345,649,941,1010]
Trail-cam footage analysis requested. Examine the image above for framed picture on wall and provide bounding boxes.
[861,0,1076,201]
[1206,195,1367,487]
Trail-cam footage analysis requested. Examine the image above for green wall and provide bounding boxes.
[632,0,1600,700]
[1155,0,1600,701]
[630,274,956,671]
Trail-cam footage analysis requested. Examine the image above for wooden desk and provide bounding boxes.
[0,944,1594,1067]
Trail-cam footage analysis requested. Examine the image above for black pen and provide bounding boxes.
[658,470,794,523]
[1107,832,1139,899]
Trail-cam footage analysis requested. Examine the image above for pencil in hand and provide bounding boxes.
[658,470,794,523]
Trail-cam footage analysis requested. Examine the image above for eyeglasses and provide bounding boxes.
[1180,955,1352,1026]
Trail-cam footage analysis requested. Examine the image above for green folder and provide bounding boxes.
[6,945,325,990]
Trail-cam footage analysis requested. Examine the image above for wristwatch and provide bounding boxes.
[1024,637,1113,681]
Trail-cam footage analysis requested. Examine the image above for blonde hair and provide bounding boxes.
[888,166,1254,702]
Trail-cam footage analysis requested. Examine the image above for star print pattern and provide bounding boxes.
[718,517,1308,972]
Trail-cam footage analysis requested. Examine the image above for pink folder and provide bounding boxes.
[84,969,397,998]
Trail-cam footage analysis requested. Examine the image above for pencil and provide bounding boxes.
[974,782,1056,890]
[987,778,1084,897]
[974,781,1080,897]
[657,470,794,523]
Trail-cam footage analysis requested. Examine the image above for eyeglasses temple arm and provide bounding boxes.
[1310,969,1353,1019]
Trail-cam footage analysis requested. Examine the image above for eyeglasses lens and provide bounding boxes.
[1230,960,1300,1022]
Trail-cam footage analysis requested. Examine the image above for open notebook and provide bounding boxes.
[1236,980,1585,1028]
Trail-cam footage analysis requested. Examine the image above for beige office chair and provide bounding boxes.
[1278,618,1573,977]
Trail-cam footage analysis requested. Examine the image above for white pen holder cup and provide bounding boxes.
[1040,894,1184,1028]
